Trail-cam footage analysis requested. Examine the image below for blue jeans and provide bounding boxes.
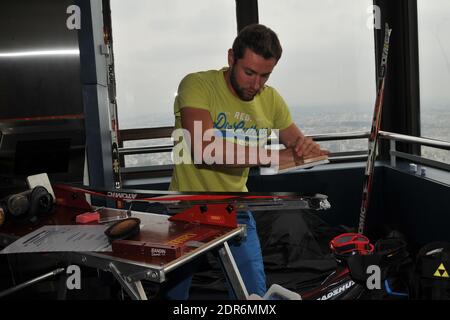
[164,211,266,299]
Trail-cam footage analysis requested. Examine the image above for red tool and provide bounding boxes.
[75,211,100,224]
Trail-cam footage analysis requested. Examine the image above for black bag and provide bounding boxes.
[411,242,450,300]
[346,236,412,300]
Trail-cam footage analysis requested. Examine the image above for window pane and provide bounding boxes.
[417,1,450,163]
[110,0,236,129]
[123,138,173,167]
[259,0,376,153]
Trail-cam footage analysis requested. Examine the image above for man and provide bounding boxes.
[167,24,328,299]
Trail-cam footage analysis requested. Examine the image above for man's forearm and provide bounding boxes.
[199,139,276,168]
[171,125,293,168]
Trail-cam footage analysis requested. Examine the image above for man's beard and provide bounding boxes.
[230,65,257,101]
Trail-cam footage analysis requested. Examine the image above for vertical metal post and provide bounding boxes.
[390,139,396,167]
[217,241,249,300]
[77,0,114,191]
[235,0,259,33]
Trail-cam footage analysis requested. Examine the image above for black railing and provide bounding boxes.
[118,127,450,180]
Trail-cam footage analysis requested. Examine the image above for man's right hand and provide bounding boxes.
[289,136,329,159]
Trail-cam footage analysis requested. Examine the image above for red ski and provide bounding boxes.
[358,23,393,234]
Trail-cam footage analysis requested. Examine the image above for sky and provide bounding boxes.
[417,0,450,108]
[109,0,450,130]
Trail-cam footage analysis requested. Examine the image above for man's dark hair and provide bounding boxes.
[232,24,282,61]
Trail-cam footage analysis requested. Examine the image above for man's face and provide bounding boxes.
[228,48,277,101]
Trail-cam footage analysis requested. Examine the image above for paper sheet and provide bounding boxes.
[0,225,112,254]
[260,155,329,175]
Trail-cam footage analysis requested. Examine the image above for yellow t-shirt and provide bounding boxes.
[169,68,293,192]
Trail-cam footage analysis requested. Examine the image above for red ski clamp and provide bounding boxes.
[330,233,374,256]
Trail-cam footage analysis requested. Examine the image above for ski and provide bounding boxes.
[53,183,331,212]
[102,1,122,191]
[358,23,393,234]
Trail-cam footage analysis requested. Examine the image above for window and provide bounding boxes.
[258,0,376,153]
[417,0,450,163]
[110,0,236,129]
[111,1,377,167]
[110,0,236,167]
